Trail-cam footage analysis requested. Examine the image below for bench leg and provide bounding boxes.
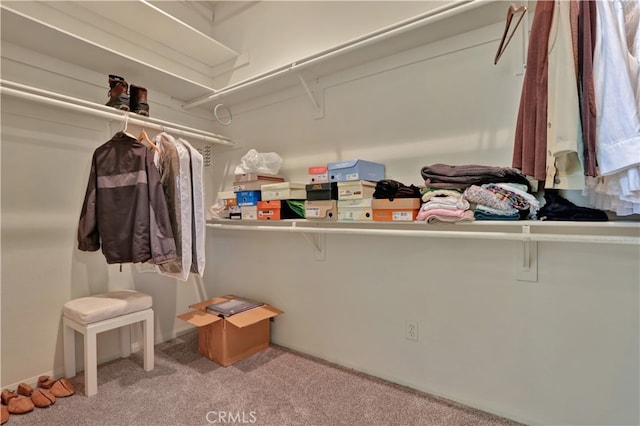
[63,320,76,378]
[85,329,98,397]
[120,325,131,358]
[142,311,154,371]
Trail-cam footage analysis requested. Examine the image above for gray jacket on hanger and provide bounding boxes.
[77,131,177,265]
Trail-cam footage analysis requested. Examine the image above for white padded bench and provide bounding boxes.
[63,290,154,396]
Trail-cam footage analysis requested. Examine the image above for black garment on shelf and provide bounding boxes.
[538,190,608,221]
[373,179,421,199]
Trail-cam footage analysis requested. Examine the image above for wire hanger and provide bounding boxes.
[494,3,527,65]
[139,127,161,153]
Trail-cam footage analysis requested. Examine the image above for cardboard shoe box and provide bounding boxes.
[328,159,385,182]
[233,180,282,192]
[261,182,307,200]
[337,198,373,221]
[308,166,329,183]
[217,191,237,207]
[371,198,421,221]
[306,182,338,200]
[257,200,305,220]
[241,205,258,220]
[234,173,285,183]
[236,190,261,206]
[338,180,376,200]
[229,206,242,220]
[305,200,337,220]
[177,295,283,367]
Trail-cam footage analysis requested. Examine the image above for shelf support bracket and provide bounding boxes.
[300,232,326,261]
[516,225,538,282]
[296,73,324,119]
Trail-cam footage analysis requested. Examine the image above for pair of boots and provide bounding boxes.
[106,74,149,116]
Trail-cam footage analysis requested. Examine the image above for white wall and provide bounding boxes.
[1,2,639,426]
[0,43,213,386]
[204,2,639,425]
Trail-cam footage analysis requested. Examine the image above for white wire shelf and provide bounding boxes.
[206,219,640,246]
[0,79,233,147]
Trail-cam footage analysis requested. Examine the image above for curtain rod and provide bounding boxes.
[0,79,233,146]
[206,223,640,246]
[182,0,478,109]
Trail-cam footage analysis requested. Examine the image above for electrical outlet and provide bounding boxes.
[405,320,418,341]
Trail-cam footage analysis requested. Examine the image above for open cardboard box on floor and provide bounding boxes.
[177,295,283,366]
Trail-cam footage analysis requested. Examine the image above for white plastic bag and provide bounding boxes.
[208,203,229,220]
[234,149,283,175]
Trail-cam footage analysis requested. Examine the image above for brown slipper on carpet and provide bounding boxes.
[1,406,8,424]
[17,383,33,397]
[49,378,74,398]
[31,389,56,408]
[37,376,56,389]
[7,396,34,414]
[0,390,17,405]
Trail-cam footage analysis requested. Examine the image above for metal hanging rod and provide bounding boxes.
[182,0,478,109]
[0,79,233,146]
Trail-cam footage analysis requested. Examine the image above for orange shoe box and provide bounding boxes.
[371,198,421,221]
[257,200,281,220]
[257,200,305,220]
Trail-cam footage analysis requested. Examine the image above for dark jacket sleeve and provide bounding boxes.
[146,150,177,264]
[77,153,100,252]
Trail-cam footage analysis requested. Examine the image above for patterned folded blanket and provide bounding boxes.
[463,185,512,211]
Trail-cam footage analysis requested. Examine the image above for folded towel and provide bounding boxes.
[474,209,521,221]
[421,196,470,211]
[421,188,463,202]
[416,207,469,222]
[426,210,475,224]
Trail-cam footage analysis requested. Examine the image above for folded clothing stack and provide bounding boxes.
[421,163,531,191]
[417,188,472,223]
[463,183,539,220]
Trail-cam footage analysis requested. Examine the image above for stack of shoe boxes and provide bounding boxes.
[234,173,285,220]
[258,182,306,220]
[222,160,386,222]
[327,160,385,221]
[305,181,338,222]
[217,191,237,219]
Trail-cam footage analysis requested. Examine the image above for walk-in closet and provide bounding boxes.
[1,1,639,425]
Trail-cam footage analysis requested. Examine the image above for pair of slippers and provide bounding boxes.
[37,376,74,398]
[0,376,75,422]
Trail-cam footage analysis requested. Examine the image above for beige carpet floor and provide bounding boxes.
[5,331,522,425]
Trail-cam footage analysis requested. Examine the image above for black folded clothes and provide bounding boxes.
[374,179,421,199]
[538,190,608,221]
[421,164,531,191]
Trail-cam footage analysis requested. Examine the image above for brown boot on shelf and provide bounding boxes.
[106,74,130,111]
[130,84,149,116]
